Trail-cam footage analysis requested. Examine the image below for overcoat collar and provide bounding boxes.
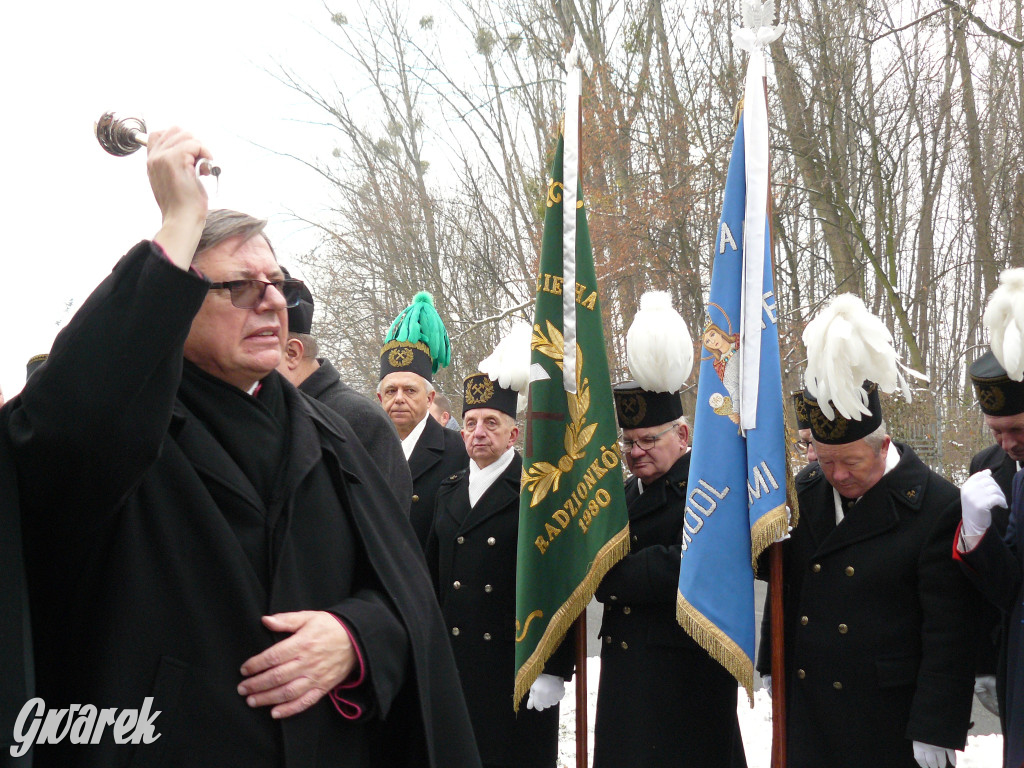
[296,358,341,401]
[625,451,691,521]
[803,441,929,558]
[442,453,521,535]
[408,414,448,481]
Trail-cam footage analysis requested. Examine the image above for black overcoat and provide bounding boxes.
[762,443,976,768]
[592,453,746,768]
[408,415,468,549]
[958,470,1024,768]
[426,452,571,767]
[7,242,480,768]
[0,413,33,768]
[298,357,412,514]
[967,443,1015,715]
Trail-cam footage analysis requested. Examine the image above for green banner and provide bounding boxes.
[514,133,630,708]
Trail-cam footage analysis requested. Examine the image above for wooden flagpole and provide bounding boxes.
[763,72,788,768]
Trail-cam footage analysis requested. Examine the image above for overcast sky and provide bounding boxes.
[0,0,358,397]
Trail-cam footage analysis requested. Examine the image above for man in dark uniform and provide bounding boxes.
[4,128,479,768]
[955,268,1024,768]
[378,295,468,549]
[964,350,1023,719]
[793,388,817,463]
[772,384,977,768]
[276,275,412,512]
[592,381,746,768]
[426,354,572,768]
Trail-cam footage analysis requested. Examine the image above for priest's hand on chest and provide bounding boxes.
[237,611,358,719]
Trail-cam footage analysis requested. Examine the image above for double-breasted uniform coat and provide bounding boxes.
[7,242,480,768]
[759,443,977,768]
[408,415,468,549]
[957,470,1024,768]
[592,452,746,768]
[427,451,572,768]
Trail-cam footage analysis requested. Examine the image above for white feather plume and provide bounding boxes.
[479,322,533,395]
[802,294,909,421]
[626,291,693,393]
[984,268,1024,382]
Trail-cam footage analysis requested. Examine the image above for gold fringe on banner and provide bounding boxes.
[676,592,754,706]
[751,502,789,576]
[513,526,631,711]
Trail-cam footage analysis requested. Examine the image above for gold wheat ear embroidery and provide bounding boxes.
[515,610,545,643]
[524,331,597,507]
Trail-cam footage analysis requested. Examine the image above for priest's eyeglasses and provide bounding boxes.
[619,424,675,452]
[207,279,305,309]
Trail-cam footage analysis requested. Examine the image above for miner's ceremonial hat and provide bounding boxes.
[463,323,531,418]
[380,292,451,381]
[613,381,683,430]
[792,390,811,430]
[973,268,1024,416]
[802,382,883,445]
[970,351,1024,416]
[614,291,693,430]
[26,354,48,381]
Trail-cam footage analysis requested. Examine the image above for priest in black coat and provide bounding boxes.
[5,128,479,768]
[593,382,746,768]
[426,364,572,768]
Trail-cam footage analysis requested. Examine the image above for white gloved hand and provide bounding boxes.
[975,675,1000,716]
[762,674,772,698]
[913,741,957,768]
[961,470,1006,537]
[526,673,566,711]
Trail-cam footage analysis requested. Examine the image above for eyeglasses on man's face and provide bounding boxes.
[207,278,305,309]
[795,438,813,453]
[619,424,675,452]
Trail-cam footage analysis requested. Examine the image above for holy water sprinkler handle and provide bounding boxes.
[94,112,221,177]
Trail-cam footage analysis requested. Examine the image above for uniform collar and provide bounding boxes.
[401,412,432,460]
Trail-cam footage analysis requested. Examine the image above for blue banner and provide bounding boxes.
[675,113,790,703]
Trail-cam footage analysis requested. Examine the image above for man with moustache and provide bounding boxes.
[3,127,478,768]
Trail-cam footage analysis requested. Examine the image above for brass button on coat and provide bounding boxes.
[620,641,629,650]
[457,536,465,544]
[833,681,843,690]
[812,564,821,573]
[838,624,848,634]
[604,636,612,644]
[453,581,461,590]
[622,606,631,615]
[845,566,855,576]
[483,633,492,641]
[484,584,493,593]
[452,627,460,636]
[487,537,496,546]
[412,494,420,502]
[797,669,806,679]
[800,616,808,626]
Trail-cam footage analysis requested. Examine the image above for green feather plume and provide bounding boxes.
[384,291,452,373]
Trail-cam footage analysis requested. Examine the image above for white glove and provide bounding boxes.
[762,674,772,698]
[913,741,956,768]
[961,470,1006,537]
[975,675,1000,716]
[526,673,566,711]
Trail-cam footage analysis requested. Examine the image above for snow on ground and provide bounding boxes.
[557,657,1003,767]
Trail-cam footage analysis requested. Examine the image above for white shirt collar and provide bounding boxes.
[469,448,516,507]
[833,442,900,524]
[401,413,432,461]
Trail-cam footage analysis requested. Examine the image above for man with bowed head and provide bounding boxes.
[3,126,479,767]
